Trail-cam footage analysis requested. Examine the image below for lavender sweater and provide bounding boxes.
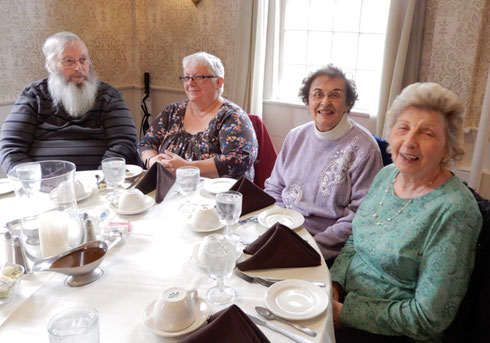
[265,120,383,260]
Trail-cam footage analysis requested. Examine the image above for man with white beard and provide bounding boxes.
[0,31,140,173]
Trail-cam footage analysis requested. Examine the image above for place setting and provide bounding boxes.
[0,178,14,196]
[142,287,211,338]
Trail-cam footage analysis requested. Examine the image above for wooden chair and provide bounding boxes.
[247,114,277,189]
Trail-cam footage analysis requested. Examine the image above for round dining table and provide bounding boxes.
[0,170,336,342]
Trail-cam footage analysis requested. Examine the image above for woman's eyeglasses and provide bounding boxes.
[179,75,218,83]
[309,89,345,102]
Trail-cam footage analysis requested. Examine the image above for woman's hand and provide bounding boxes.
[158,150,188,173]
[333,300,343,330]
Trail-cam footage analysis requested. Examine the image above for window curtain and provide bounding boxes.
[376,0,427,138]
[227,0,268,116]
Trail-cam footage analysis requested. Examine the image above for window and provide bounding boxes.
[271,0,391,115]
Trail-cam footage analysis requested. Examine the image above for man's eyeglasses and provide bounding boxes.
[179,75,218,83]
[61,57,90,68]
[309,89,345,102]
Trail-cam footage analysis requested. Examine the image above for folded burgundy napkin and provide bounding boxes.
[236,223,321,271]
[180,304,270,343]
[229,176,275,216]
[134,163,175,203]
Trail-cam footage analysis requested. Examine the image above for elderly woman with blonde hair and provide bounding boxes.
[330,82,482,342]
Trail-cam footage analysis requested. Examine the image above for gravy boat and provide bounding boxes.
[32,234,121,287]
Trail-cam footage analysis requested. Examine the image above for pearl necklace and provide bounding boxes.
[373,183,413,226]
[373,172,441,226]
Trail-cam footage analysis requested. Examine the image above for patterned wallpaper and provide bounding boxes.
[419,0,489,128]
[136,0,241,93]
[0,0,138,103]
[0,0,488,128]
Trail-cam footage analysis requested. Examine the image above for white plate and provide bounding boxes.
[190,242,242,268]
[265,279,328,320]
[188,221,224,233]
[142,297,210,338]
[110,195,155,215]
[258,208,305,229]
[125,164,143,179]
[76,188,93,202]
[0,179,14,195]
[49,187,93,204]
[202,178,236,195]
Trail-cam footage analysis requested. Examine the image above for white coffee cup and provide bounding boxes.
[73,179,86,198]
[190,205,221,230]
[153,287,198,332]
[115,189,147,212]
[50,180,77,203]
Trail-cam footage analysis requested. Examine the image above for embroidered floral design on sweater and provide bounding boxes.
[320,137,359,196]
[283,183,303,208]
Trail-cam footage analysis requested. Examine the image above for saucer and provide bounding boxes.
[202,178,236,195]
[191,242,242,268]
[188,221,224,233]
[110,195,155,215]
[76,188,93,202]
[125,164,143,179]
[0,179,14,195]
[142,297,210,338]
[49,186,93,204]
[265,279,328,320]
[258,208,305,230]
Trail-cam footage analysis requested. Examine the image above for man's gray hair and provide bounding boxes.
[42,31,88,73]
[182,51,225,95]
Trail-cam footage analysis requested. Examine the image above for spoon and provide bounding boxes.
[255,306,317,337]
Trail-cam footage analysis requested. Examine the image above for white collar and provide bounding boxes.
[313,114,353,141]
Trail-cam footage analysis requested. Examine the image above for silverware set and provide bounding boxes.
[255,306,316,337]
[247,314,314,343]
[235,270,326,288]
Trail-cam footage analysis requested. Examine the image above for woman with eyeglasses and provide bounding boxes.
[138,52,257,180]
[264,64,383,264]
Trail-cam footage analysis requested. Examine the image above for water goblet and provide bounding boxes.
[101,157,125,201]
[176,166,200,213]
[204,235,236,304]
[215,191,242,242]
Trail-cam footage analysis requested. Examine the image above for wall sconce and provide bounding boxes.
[191,0,202,6]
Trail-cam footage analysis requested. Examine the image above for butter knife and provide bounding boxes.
[247,314,313,343]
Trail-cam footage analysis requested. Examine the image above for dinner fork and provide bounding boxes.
[235,270,274,287]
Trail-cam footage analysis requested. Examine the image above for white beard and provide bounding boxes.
[48,69,100,118]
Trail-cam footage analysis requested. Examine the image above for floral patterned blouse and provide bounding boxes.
[138,99,257,180]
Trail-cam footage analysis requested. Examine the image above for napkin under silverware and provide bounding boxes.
[134,163,175,203]
[229,176,275,216]
[180,304,270,343]
[236,223,321,271]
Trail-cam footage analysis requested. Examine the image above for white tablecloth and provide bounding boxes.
[0,171,335,342]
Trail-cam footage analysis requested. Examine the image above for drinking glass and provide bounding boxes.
[204,235,236,304]
[7,161,82,262]
[101,157,125,200]
[47,306,99,342]
[176,166,200,213]
[215,191,242,241]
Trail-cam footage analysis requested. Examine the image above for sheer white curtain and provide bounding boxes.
[227,0,269,115]
[469,66,490,191]
[376,0,426,137]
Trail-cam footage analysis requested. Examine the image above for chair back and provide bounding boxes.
[248,114,277,189]
[443,186,490,342]
[373,135,392,166]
